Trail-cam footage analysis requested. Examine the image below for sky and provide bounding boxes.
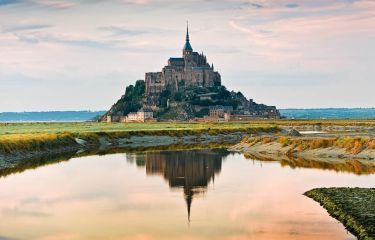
[0,0,374,112]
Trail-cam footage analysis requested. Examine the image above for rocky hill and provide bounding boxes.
[101,79,279,121]
[101,25,280,122]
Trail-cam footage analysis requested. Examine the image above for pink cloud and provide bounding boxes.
[32,0,77,9]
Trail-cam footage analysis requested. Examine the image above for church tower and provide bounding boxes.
[183,23,193,57]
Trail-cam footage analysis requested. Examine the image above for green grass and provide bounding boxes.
[0,122,274,135]
[255,119,375,126]
[0,122,278,154]
[242,136,375,154]
[305,188,375,240]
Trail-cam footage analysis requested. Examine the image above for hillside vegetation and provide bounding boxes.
[106,80,145,117]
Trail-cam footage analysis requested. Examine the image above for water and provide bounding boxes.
[280,108,375,119]
[0,149,373,240]
[1,108,375,122]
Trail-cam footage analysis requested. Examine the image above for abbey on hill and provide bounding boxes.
[102,25,280,122]
[146,25,221,106]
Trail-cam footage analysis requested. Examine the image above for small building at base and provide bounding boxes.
[123,108,154,123]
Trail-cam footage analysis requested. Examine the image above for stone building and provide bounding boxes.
[145,24,221,106]
[124,108,154,123]
[209,105,233,118]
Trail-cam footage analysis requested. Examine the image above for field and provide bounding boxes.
[1,119,374,135]
[0,122,275,135]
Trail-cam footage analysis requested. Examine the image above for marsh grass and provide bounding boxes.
[0,133,77,154]
[259,119,375,126]
[0,122,279,154]
[243,136,375,154]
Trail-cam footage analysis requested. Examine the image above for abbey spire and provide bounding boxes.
[186,22,190,42]
[183,22,193,56]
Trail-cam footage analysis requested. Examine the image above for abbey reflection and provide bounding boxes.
[126,149,229,221]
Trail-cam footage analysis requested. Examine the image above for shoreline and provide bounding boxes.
[2,120,375,177]
[0,141,236,179]
[0,125,278,175]
[229,135,375,161]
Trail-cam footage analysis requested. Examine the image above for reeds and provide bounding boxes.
[242,136,375,154]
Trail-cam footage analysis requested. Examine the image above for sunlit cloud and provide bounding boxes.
[31,0,76,9]
[99,25,148,36]
[0,0,374,111]
[122,0,150,5]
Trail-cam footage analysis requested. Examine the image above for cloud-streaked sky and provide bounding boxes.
[0,0,374,111]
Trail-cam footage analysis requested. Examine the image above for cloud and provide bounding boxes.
[0,0,20,6]
[11,31,114,48]
[2,207,51,217]
[3,24,51,33]
[0,0,77,9]
[242,2,264,9]
[13,32,40,43]
[122,0,150,5]
[0,0,374,110]
[286,3,298,8]
[99,25,147,36]
[31,0,76,9]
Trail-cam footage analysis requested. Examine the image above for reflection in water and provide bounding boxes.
[127,150,227,221]
[0,149,374,240]
[0,142,233,179]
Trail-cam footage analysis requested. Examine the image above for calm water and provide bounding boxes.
[0,149,374,240]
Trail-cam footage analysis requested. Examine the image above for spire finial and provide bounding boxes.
[186,21,190,42]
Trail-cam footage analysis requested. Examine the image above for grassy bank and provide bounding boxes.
[242,136,375,154]
[305,188,375,240]
[0,122,279,154]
